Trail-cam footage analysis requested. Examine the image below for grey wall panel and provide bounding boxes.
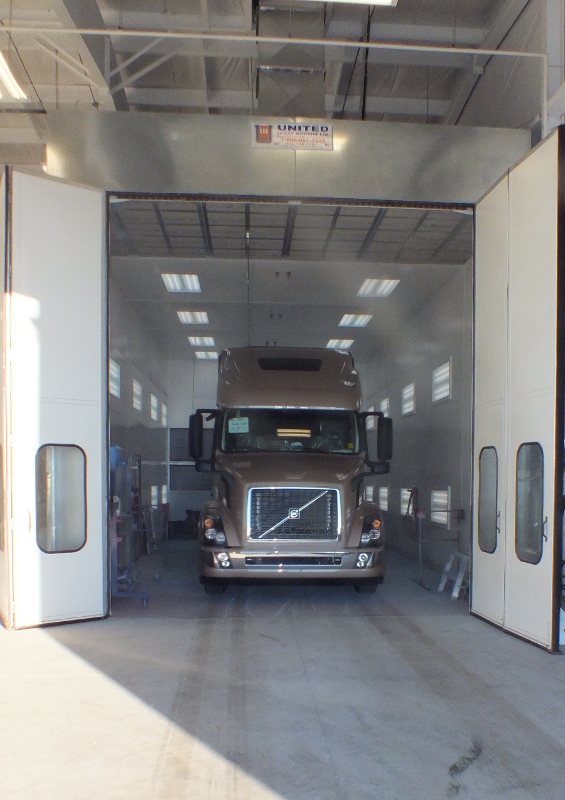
[360,262,473,571]
[47,111,530,204]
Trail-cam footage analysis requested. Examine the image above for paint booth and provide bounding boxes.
[0,112,563,651]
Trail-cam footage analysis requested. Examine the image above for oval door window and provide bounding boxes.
[478,446,498,553]
[515,442,544,565]
[36,444,87,553]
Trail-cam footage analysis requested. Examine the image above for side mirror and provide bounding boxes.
[377,416,393,462]
[188,413,203,461]
[360,411,393,472]
[189,409,218,471]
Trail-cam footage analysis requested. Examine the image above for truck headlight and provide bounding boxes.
[203,515,226,544]
[360,515,382,546]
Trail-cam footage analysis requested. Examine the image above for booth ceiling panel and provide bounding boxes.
[110,198,471,359]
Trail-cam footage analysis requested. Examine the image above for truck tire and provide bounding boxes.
[353,581,378,594]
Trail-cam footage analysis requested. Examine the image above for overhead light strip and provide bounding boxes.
[177,311,209,324]
[162,273,201,293]
[339,314,372,328]
[0,52,26,100]
[357,279,399,298]
[327,339,354,350]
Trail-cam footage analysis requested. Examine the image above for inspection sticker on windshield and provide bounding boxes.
[228,417,249,434]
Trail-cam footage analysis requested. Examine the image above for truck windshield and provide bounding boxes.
[221,409,359,454]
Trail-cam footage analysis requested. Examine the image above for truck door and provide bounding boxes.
[2,170,106,628]
[472,130,564,650]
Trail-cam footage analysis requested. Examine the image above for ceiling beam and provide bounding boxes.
[321,207,341,258]
[197,203,214,256]
[431,218,469,262]
[152,203,173,255]
[123,86,450,116]
[282,205,298,258]
[357,209,387,259]
[444,0,532,125]
[56,0,129,110]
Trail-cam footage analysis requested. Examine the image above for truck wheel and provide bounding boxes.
[353,581,378,594]
[203,580,228,595]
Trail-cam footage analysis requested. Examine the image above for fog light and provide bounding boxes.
[358,553,369,563]
[220,560,231,568]
[217,552,229,562]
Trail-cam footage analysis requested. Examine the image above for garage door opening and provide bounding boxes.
[107,196,474,608]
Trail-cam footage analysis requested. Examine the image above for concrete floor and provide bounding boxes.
[2,542,565,800]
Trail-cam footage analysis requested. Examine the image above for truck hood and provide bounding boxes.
[215,451,365,486]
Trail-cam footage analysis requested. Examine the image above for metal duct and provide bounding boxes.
[257,1,325,117]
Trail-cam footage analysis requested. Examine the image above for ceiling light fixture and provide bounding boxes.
[177,311,209,324]
[195,351,219,359]
[162,273,201,292]
[357,279,400,298]
[0,52,27,100]
[189,336,215,346]
[294,0,397,5]
[339,314,373,328]
[327,339,354,349]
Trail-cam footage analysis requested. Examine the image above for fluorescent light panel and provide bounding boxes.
[432,361,451,402]
[357,279,400,298]
[189,336,215,346]
[162,273,201,293]
[0,52,26,100]
[379,486,389,512]
[339,314,372,328]
[177,311,209,324]
[326,339,354,349]
[431,488,451,527]
[294,0,397,5]
[195,351,218,359]
[401,383,415,415]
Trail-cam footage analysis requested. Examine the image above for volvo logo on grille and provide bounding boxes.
[289,509,300,519]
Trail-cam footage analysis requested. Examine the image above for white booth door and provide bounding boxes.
[472,131,562,650]
[5,171,106,628]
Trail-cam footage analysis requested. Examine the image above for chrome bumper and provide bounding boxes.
[200,546,385,580]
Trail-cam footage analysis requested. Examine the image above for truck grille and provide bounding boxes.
[248,487,340,540]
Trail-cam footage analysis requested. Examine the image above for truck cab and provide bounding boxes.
[189,347,392,594]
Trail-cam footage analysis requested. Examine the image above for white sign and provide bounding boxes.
[251,122,333,151]
[228,417,250,434]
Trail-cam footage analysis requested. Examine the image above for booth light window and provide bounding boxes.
[402,383,415,416]
[132,380,142,411]
[151,485,159,507]
[478,447,498,553]
[379,486,389,512]
[431,488,450,527]
[432,360,451,403]
[366,405,375,430]
[365,485,374,501]
[36,445,86,553]
[380,397,390,417]
[515,442,544,564]
[161,403,167,427]
[150,394,159,421]
[109,359,120,398]
[400,488,411,516]
[161,485,168,505]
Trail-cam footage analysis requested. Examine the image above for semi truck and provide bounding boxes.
[189,346,392,594]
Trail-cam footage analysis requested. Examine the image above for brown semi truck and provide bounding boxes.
[189,346,392,594]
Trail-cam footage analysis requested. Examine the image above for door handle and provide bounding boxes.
[496,511,501,534]
[542,516,548,542]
